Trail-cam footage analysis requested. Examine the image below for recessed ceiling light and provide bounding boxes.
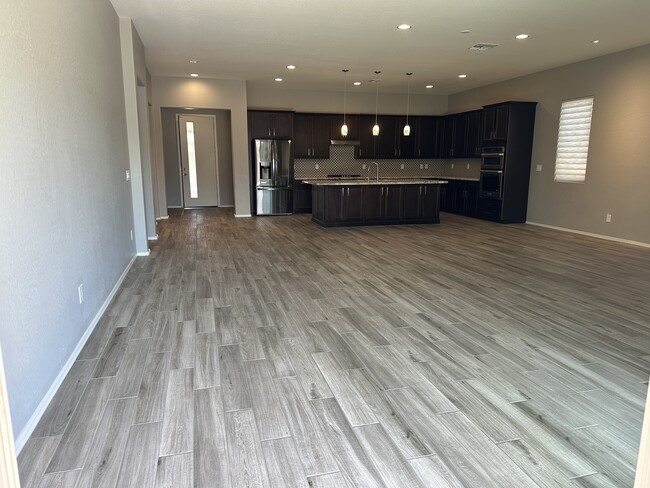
[353,81,361,86]
[190,73,199,77]
[592,39,600,44]
[397,24,412,30]
[460,30,471,34]
[425,85,434,89]
[515,34,529,39]
[189,59,198,64]
[287,65,296,70]
[275,77,283,82]
[458,74,467,78]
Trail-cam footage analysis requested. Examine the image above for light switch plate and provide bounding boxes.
[315,164,319,170]
[451,163,455,169]
[536,164,542,172]
[425,164,429,169]
[400,164,404,170]
[466,163,470,170]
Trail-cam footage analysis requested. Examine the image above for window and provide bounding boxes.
[554,97,594,183]
[185,121,199,198]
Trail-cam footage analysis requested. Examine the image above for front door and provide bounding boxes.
[178,114,219,207]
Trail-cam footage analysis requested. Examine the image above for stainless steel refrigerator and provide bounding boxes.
[254,139,293,215]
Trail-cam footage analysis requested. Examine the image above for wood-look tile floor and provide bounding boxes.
[18,208,650,487]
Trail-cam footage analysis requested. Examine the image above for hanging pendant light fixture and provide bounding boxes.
[403,72,413,136]
[341,69,349,137]
[372,70,381,136]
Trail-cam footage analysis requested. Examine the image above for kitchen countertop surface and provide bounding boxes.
[302,178,448,186]
[298,176,478,184]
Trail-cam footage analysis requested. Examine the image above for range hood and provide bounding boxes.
[330,139,360,146]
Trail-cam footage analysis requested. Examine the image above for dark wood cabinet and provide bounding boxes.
[465,110,483,157]
[482,103,510,144]
[294,114,331,158]
[363,185,403,221]
[416,117,441,158]
[441,111,483,158]
[376,116,399,158]
[398,116,417,159]
[440,180,479,216]
[293,183,312,213]
[330,114,359,140]
[358,115,378,159]
[311,183,441,226]
[249,111,293,139]
[402,185,440,220]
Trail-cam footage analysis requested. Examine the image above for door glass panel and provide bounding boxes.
[186,121,199,198]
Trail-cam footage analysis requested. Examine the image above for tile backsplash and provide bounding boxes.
[294,145,480,179]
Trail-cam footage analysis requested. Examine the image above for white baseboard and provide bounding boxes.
[14,254,137,453]
[156,215,169,220]
[235,214,252,218]
[526,221,650,249]
[147,235,158,241]
[220,205,234,208]
[137,250,150,256]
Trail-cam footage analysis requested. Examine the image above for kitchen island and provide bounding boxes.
[304,179,447,227]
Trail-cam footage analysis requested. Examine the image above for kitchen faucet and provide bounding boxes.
[367,161,379,182]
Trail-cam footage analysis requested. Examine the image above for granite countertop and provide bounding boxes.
[439,176,480,182]
[302,178,448,186]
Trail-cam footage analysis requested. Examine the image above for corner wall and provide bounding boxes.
[449,43,650,244]
[0,0,134,443]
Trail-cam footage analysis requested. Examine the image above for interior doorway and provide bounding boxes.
[177,114,220,207]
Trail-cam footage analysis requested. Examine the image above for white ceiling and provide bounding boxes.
[110,0,650,95]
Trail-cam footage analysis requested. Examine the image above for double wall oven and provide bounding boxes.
[479,146,505,199]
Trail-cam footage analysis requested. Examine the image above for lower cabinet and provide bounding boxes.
[312,184,441,227]
[293,183,312,213]
[440,180,478,217]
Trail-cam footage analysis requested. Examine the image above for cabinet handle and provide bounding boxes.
[273,127,276,137]
[268,128,271,137]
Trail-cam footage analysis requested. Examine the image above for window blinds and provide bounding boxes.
[554,97,594,183]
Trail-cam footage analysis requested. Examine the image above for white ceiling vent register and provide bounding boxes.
[469,43,500,51]
[554,96,594,183]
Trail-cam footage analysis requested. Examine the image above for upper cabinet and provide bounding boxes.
[294,114,332,158]
[358,115,378,159]
[440,110,483,158]
[482,103,510,144]
[465,110,483,157]
[249,111,294,139]
[416,117,442,159]
[481,102,537,151]
[376,116,400,158]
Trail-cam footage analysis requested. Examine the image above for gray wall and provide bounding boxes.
[449,43,650,245]
[161,108,235,208]
[0,0,134,443]
[247,86,448,115]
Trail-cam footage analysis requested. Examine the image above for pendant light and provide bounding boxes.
[403,72,413,136]
[341,69,349,137]
[372,70,381,136]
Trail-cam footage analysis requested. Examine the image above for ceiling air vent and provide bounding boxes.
[469,43,500,51]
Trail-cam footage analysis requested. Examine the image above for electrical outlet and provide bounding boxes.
[451,163,455,169]
[424,164,429,169]
[419,164,424,169]
[130,229,133,241]
[400,164,404,170]
[125,169,131,181]
[606,213,612,223]
[362,164,366,170]
[466,163,470,170]
[315,163,319,170]
[78,284,84,304]
[536,164,542,172]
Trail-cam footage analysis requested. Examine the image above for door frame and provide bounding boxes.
[176,113,221,208]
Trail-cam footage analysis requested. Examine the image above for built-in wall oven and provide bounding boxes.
[479,170,503,199]
[480,146,505,170]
